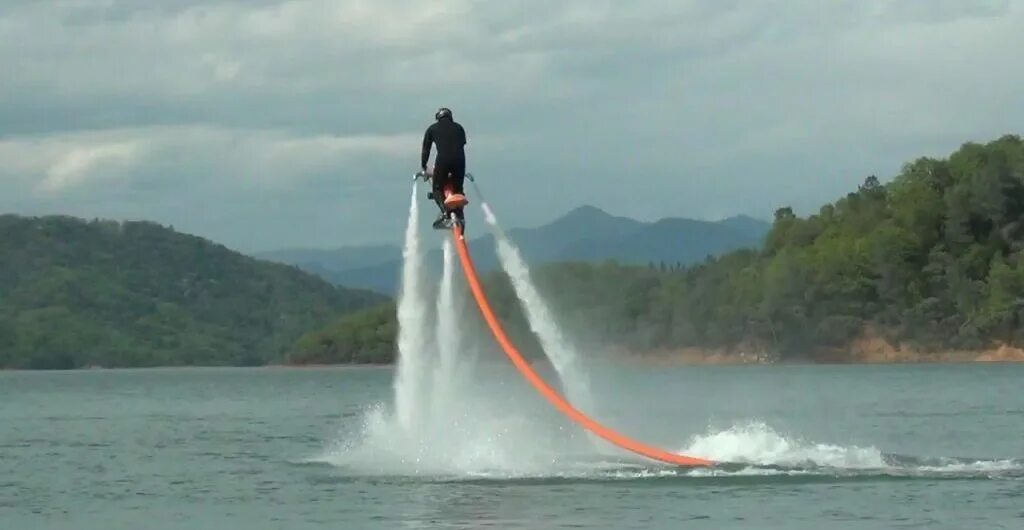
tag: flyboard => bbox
[413,169,715,468]
[414,168,469,231]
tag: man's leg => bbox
[451,160,465,195]
[451,161,466,232]
[431,176,446,211]
[431,163,451,228]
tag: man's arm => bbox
[421,126,433,170]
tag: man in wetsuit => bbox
[421,107,467,230]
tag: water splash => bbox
[431,239,464,418]
[480,202,595,417]
[392,185,431,432]
[682,421,887,469]
[317,191,586,476]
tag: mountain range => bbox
[256,205,771,294]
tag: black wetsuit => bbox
[421,117,467,222]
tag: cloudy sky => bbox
[2,1,1022,252]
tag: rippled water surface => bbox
[2,363,1022,529]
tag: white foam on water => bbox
[313,409,1023,480]
[912,458,1022,474]
[681,421,888,469]
[314,393,580,478]
[676,421,1023,478]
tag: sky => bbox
[1,0,1022,253]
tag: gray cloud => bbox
[1,0,1022,251]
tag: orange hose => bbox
[450,224,715,467]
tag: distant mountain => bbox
[718,214,775,239]
[0,214,387,369]
[556,216,768,264]
[254,244,399,275]
[259,205,770,295]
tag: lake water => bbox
[2,363,1022,529]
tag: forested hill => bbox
[0,215,387,369]
[747,133,1024,356]
[291,134,1024,364]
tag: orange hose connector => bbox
[450,224,715,467]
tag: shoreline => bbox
[625,343,1024,366]
[5,348,1024,372]
[0,363,395,372]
